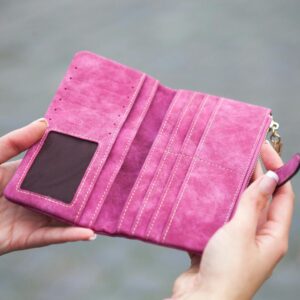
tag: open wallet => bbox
[4,51,300,253]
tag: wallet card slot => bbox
[159,97,223,243]
[93,84,177,233]
[144,93,209,239]
[160,98,271,249]
[160,159,239,252]
[115,89,191,235]
[146,95,220,242]
[129,91,199,237]
[194,98,272,171]
[77,75,159,226]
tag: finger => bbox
[0,160,21,192]
[257,200,270,232]
[250,159,269,230]
[251,158,264,183]
[260,140,284,170]
[25,227,97,249]
[0,118,48,164]
[231,170,279,236]
[261,142,295,237]
[255,148,270,230]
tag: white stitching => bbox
[76,73,146,223]
[146,95,208,237]
[163,151,235,173]
[162,97,223,242]
[131,92,196,234]
[87,78,158,226]
[117,90,182,231]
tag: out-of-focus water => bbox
[0,1,299,299]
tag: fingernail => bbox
[88,233,97,241]
[259,171,279,196]
[32,117,48,127]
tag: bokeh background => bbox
[0,1,299,299]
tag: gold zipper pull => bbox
[268,116,283,156]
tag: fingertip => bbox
[31,117,48,127]
[258,171,279,198]
[73,227,97,241]
[88,233,97,241]
[56,227,94,242]
[17,117,48,145]
[0,118,49,163]
[30,117,48,134]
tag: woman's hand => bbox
[0,119,96,256]
[169,141,295,300]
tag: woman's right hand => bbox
[169,141,295,300]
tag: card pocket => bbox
[128,92,205,237]
[159,98,271,251]
[115,90,193,235]
[78,75,159,227]
[160,159,240,252]
[93,85,179,233]
[4,51,146,223]
[144,93,216,241]
[20,131,98,204]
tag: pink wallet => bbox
[4,51,300,253]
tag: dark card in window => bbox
[21,131,98,204]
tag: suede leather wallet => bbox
[4,51,300,253]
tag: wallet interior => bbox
[5,51,272,253]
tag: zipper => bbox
[247,113,282,184]
[268,114,283,155]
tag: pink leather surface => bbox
[275,153,300,187]
[4,51,273,253]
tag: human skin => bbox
[167,141,295,300]
[0,118,97,255]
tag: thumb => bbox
[231,170,279,235]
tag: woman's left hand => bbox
[0,118,96,256]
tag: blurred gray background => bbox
[0,1,299,299]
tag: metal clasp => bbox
[268,116,283,155]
